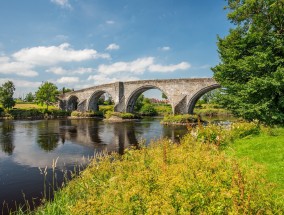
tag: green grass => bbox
[162,114,200,124]
[226,127,284,189]
[194,104,231,116]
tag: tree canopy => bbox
[35,82,59,110]
[0,81,16,110]
[212,0,284,125]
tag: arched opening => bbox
[88,91,114,112]
[187,84,221,114]
[67,96,79,111]
[126,86,171,115]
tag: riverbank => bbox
[23,122,284,214]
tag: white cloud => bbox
[57,76,80,84]
[106,43,120,51]
[47,67,94,75]
[88,74,138,85]
[149,62,191,73]
[160,46,171,51]
[97,57,190,75]
[98,57,154,75]
[106,20,115,24]
[0,57,38,77]
[46,67,67,75]
[0,78,42,88]
[51,0,72,9]
[13,43,110,66]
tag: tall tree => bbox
[212,0,284,125]
[35,82,59,110]
[0,81,16,110]
[25,92,35,102]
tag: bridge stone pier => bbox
[58,78,220,114]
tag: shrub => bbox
[109,112,137,119]
[71,111,103,118]
[162,114,200,124]
[99,105,114,114]
[139,104,158,116]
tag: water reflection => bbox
[0,121,15,155]
[37,121,60,151]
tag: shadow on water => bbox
[0,118,189,214]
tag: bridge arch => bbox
[187,84,221,114]
[67,95,79,111]
[87,90,114,111]
[125,85,170,113]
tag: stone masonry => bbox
[58,78,220,114]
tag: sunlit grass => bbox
[226,127,284,190]
[14,103,58,110]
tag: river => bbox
[0,118,189,214]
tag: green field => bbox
[226,127,284,190]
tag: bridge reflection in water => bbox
[57,118,187,155]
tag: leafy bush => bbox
[162,114,200,124]
[139,104,158,116]
[5,108,70,119]
[109,112,137,119]
[190,121,261,147]
[153,104,172,116]
[230,121,260,139]
[99,105,114,114]
[71,111,103,118]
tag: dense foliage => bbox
[0,81,15,109]
[162,114,200,124]
[35,82,59,110]
[212,0,284,125]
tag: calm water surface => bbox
[0,118,188,213]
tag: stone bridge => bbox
[58,78,220,114]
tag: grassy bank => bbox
[226,127,284,190]
[194,104,231,117]
[18,122,284,214]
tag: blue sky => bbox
[0,0,232,98]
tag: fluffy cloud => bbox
[50,0,72,9]
[149,62,191,73]
[97,57,190,75]
[0,78,42,88]
[106,43,120,51]
[57,76,80,84]
[98,57,154,75]
[47,67,94,75]
[0,57,38,77]
[88,74,139,85]
[13,43,109,66]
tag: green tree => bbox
[25,92,35,102]
[0,81,16,110]
[212,0,284,125]
[134,94,145,111]
[61,87,72,94]
[35,82,59,110]
[162,92,168,99]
